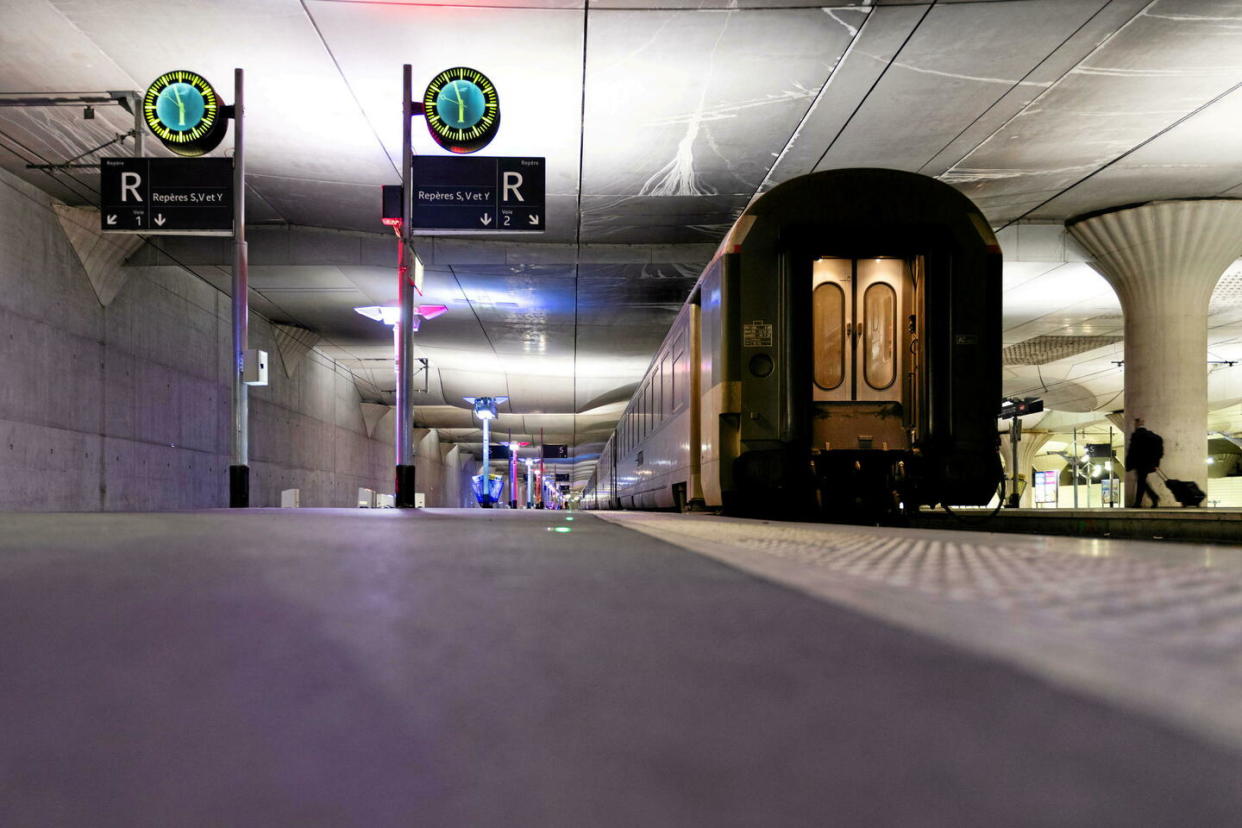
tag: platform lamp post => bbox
[501,439,529,509]
[524,457,537,509]
[355,303,447,506]
[465,396,508,507]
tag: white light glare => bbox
[355,304,450,329]
[355,305,401,326]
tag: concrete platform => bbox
[3,509,1242,826]
[913,506,1242,544]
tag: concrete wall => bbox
[0,167,404,510]
[457,450,479,508]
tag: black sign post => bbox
[410,155,544,234]
[100,157,233,235]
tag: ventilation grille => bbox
[1211,267,1242,309]
[1003,335,1122,366]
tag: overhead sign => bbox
[999,397,1044,420]
[1085,443,1112,459]
[410,155,544,234]
[100,157,233,235]
[542,444,569,460]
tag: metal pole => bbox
[1086,434,1092,508]
[130,92,143,157]
[480,418,492,506]
[1109,425,1116,507]
[229,68,249,507]
[509,439,518,510]
[526,460,535,509]
[395,64,417,506]
[1072,427,1079,509]
[1008,416,1020,508]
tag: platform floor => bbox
[3,509,1242,826]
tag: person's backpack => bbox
[1127,427,1163,470]
[1149,430,1164,464]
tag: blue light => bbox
[464,395,508,420]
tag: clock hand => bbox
[172,85,186,126]
[454,82,465,123]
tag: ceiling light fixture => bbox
[355,304,448,331]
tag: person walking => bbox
[1125,418,1163,508]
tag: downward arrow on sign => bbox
[153,214,166,227]
[105,215,117,226]
[480,213,492,227]
[528,214,540,226]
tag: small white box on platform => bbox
[357,487,375,508]
[280,488,300,508]
[375,493,395,508]
[414,493,426,508]
[243,349,268,386]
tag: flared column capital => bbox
[1066,199,1242,309]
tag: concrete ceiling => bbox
[3,0,1242,479]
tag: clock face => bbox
[423,67,500,154]
[143,70,226,157]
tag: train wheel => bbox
[672,483,688,513]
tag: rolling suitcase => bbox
[1158,469,1205,507]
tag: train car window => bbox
[652,373,658,424]
[661,353,673,416]
[640,382,648,438]
[658,355,666,419]
[863,282,897,390]
[653,372,659,421]
[674,342,688,412]
[653,362,661,427]
[637,385,643,439]
[650,382,660,434]
[812,281,846,390]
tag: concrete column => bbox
[999,431,1051,508]
[1067,200,1242,503]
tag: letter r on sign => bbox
[502,172,524,203]
[121,172,142,203]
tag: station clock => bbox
[422,67,500,154]
[142,70,227,157]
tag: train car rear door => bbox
[853,258,903,404]
[811,257,905,404]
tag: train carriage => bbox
[584,168,1002,517]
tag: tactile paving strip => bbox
[706,526,1242,647]
[598,512,1242,750]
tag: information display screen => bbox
[1034,470,1058,505]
